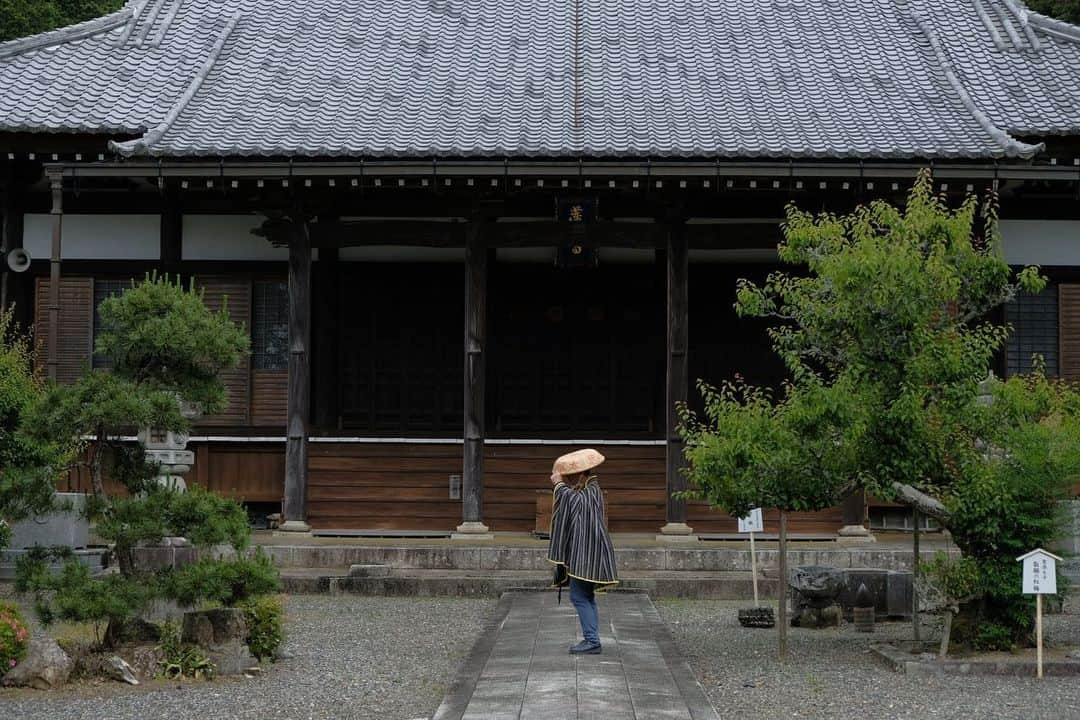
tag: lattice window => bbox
[91,278,133,369]
[252,280,289,371]
[1005,284,1059,377]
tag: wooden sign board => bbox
[1019,548,1061,595]
[738,508,764,534]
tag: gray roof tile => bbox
[0,0,1078,159]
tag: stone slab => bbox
[432,591,719,720]
[871,643,1080,677]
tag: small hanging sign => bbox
[738,508,764,534]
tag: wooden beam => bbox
[659,224,693,539]
[47,169,62,382]
[310,220,665,249]
[456,221,491,537]
[282,217,311,532]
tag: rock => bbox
[182,608,248,648]
[106,655,139,685]
[182,608,256,676]
[1068,649,1080,660]
[105,616,161,645]
[789,566,845,600]
[2,636,73,689]
[791,603,842,628]
[273,647,295,661]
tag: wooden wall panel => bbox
[34,277,93,384]
[188,443,283,502]
[195,277,252,426]
[251,370,287,426]
[1059,284,1080,382]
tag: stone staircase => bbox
[263,541,929,602]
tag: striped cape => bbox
[547,477,619,588]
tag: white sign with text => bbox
[738,508,764,534]
[1019,549,1060,595]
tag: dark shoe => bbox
[569,640,602,655]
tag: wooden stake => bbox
[912,508,921,642]
[750,530,759,606]
[778,510,788,662]
[1037,593,1044,679]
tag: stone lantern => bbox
[138,400,200,492]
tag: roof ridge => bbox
[110,13,241,157]
[1022,6,1080,43]
[999,0,1043,49]
[152,0,187,48]
[913,14,1044,158]
[972,0,1009,51]
[0,0,149,61]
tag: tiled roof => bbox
[1,0,1078,159]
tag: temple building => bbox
[0,0,1079,538]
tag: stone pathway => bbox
[432,591,719,720]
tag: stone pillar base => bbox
[656,522,698,543]
[836,525,876,545]
[452,521,494,541]
[274,520,312,534]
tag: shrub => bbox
[156,620,215,680]
[0,600,30,673]
[162,550,281,608]
[240,595,284,662]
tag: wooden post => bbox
[313,244,340,430]
[912,508,921,642]
[281,218,311,533]
[778,509,789,661]
[47,170,63,382]
[658,224,695,541]
[750,531,759,606]
[1036,593,1044,679]
[160,184,182,272]
[455,222,491,539]
[838,488,873,543]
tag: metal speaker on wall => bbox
[3,247,30,272]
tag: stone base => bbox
[452,522,494,541]
[836,525,876,545]
[656,522,697,543]
[275,520,312,534]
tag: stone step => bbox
[261,542,938,573]
[281,568,781,600]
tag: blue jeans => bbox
[569,578,600,645]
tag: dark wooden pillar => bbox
[659,223,695,540]
[282,219,311,532]
[160,185,182,271]
[46,169,63,382]
[455,221,491,538]
[313,244,340,430]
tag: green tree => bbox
[0,0,123,42]
[16,275,274,647]
[1027,0,1080,24]
[0,308,68,549]
[682,171,1074,654]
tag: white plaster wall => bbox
[23,214,159,260]
[182,215,289,261]
[1000,220,1080,266]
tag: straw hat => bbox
[553,448,606,475]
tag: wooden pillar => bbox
[455,221,492,539]
[313,244,340,430]
[659,223,695,541]
[47,169,63,382]
[160,185,182,271]
[281,219,311,532]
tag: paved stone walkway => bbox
[432,591,719,720]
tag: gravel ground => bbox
[657,598,1080,720]
[1,595,495,720]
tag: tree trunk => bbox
[939,609,953,659]
[89,431,107,502]
[778,509,788,662]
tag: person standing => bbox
[547,448,619,654]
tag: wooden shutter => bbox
[34,277,93,384]
[195,277,252,426]
[1060,285,1080,382]
[251,371,288,426]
